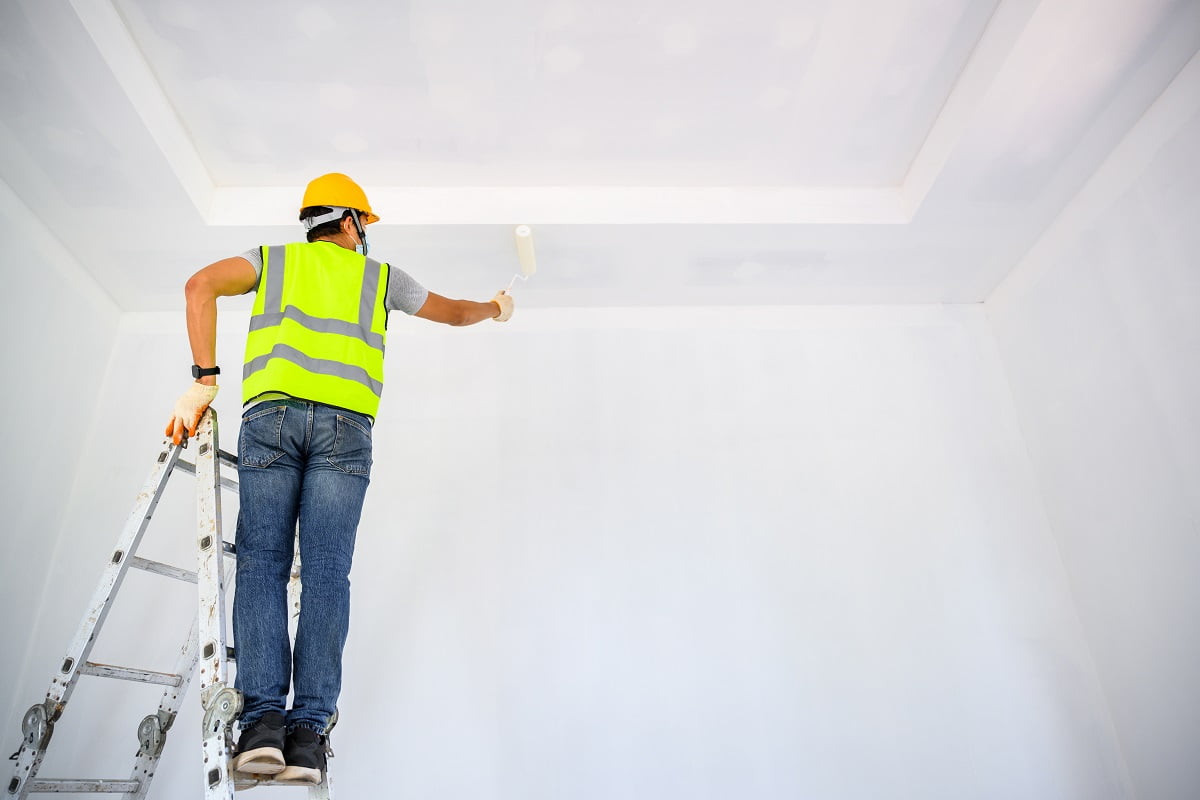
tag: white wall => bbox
[987,56,1200,800]
[6,302,1130,799]
[0,178,121,747]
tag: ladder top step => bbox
[233,774,328,790]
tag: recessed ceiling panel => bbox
[114,0,997,186]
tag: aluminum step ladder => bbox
[6,410,334,799]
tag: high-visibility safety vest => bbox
[243,241,389,417]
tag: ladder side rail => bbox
[308,765,333,800]
[7,439,185,800]
[121,617,201,800]
[288,532,302,638]
[193,411,239,800]
[195,410,231,698]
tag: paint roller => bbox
[506,225,537,293]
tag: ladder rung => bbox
[173,458,239,492]
[129,555,197,584]
[28,779,141,793]
[76,662,183,687]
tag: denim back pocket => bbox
[239,406,287,468]
[328,414,373,475]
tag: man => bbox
[165,173,512,784]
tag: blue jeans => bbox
[233,399,372,732]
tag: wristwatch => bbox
[192,365,221,379]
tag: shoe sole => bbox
[276,765,323,785]
[232,746,285,775]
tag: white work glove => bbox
[491,290,514,322]
[165,383,219,445]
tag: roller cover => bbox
[514,225,537,277]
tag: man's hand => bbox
[166,383,219,445]
[492,291,514,322]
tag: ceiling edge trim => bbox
[70,0,214,219]
[900,0,1044,217]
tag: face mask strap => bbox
[350,209,369,256]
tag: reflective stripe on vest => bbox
[248,246,385,351]
[242,242,389,416]
[244,344,385,397]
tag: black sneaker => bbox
[276,727,327,785]
[232,711,286,775]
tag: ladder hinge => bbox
[201,687,243,734]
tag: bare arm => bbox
[165,256,257,444]
[414,291,502,327]
[184,256,258,385]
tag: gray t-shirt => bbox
[239,247,429,315]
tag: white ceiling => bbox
[1,0,1197,310]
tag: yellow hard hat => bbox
[300,173,379,224]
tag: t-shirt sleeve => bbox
[240,247,263,293]
[385,264,429,315]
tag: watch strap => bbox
[192,365,221,379]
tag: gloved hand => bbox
[165,383,219,445]
[491,291,514,322]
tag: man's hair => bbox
[300,206,353,243]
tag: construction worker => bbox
[164,173,512,784]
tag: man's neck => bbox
[314,236,354,252]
